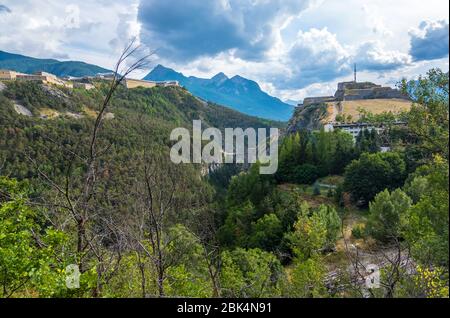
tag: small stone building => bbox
[0,69,24,80]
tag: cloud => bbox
[266,81,339,104]
[361,4,393,37]
[274,29,410,89]
[1,0,448,102]
[0,4,10,13]
[409,20,449,61]
[0,0,140,68]
[282,28,351,88]
[168,26,416,94]
[109,3,141,53]
[138,0,314,62]
[355,41,412,71]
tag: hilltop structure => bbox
[301,64,408,107]
[300,81,409,107]
[288,79,411,135]
[0,69,22,80]
[16,71,73,88]
[1,68,179,91]
[1,69,73,88]
[73,82,95,90]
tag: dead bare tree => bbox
[28,38,153,296]
[340,224,371,298]
[341,227,413,298]
[77,38,151,268]
[121,141,220,298]
[376,236,414,298]
[125,152,188,297]
[200,231,222,298]
[185,206,222,298]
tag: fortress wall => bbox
[0,70,19,80]
[337,87,408,101]
[337,81,381,91]
[371,87,408,99]
[303,96,336,106]
[303,81,410,108]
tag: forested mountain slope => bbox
[0,81,282,180]
[0,50,111,77]
[0,69,447,299]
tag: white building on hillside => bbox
[324,123,384,139]
[324,122,406,141]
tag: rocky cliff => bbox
[286,102,329,133]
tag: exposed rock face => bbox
[287,103,329,133]
[41,84,69,100]
[13,103,32,117]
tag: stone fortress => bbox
[0,69,180,120]
[0,69,75,88]
[301,81,409,107]
[288,65,411,140]
[0,69,179,90]
[300,64,409,107]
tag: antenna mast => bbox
[354,63,357,83]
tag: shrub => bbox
[293,164,320,184]
[343,152,407,206]
[352,225,365,239]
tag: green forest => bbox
[0,68,448,298]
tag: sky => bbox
[0,0,448,102]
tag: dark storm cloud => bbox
[137,0,312,62]
[410,20,449,61]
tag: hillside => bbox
[0,67,447,299]
[144,65,294,121]
[0,80,284,178]
[337,99,412,120]
[0,50,111,77]
[0,80,282,131]
[288,81,411,132]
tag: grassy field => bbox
[340,98,411,121]
[277,183,336,208]
[318,175,344,186]
[39,107,60,119]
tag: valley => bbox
[0,60,448,300]
[0,0,448,304]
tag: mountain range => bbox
[144,65,294,121]
[0,49,294,121]
[0,50,111,77]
